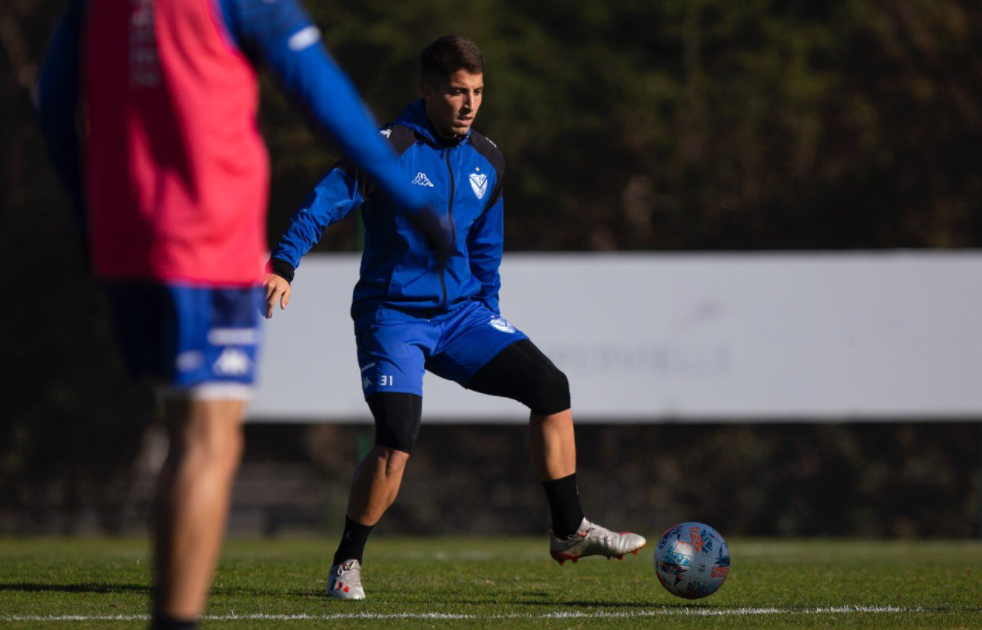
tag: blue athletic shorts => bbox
[356,300,528,397]
[104,282,263,396]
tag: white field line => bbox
[0,606,957,622]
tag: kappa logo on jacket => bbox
[469,169,488,200]
[412,172,434,187]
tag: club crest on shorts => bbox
[489,317,515,333]
[469,171,488,199]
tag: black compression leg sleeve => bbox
[367,393,423,453]
[466,339,571,416]
[542,473,585,538]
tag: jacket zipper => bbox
[440,148,457,308]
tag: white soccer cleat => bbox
[327,559,366,600]
[550,518,647,565]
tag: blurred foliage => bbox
[256,0,982,251]
[1,0,981,533]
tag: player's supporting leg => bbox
[327,392,421,600]
[152,396,245,627]
[530,408,583,536]
[466,339,646,563]
[529,409,576,480]
[346,446,410,527]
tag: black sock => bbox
[333,516,375,565]
[542,473,585,538]
[150,612,196,630]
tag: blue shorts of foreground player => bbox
[356,300,528,397]
[104,282,263,398]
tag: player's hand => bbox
[263,273,291,319]
[410,205,455,260]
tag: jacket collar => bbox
[395,99,471,148]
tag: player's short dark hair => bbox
[420,35,485,85]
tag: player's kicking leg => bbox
[464,337,646,564]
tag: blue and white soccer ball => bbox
[654,522,730,599]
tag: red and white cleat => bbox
[550,518,646,565]
[327,559,366,600]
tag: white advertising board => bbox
[249,252,982,422]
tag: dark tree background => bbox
[1,0,980,535]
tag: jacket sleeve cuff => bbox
[270,258,296,283]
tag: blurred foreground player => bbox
[36,0,450,626]
[264,36,646,600]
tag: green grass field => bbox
[2,537,981,629]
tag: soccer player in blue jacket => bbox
[265,36,646,599]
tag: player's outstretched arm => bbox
[221,0,452,256]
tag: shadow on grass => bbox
[0,583,303,598]
[0,582,150,595]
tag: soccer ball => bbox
[653,522,730,599]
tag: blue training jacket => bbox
[271,99,506,330]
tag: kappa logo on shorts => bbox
[214,348,251,376]
[489,317,516,333]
